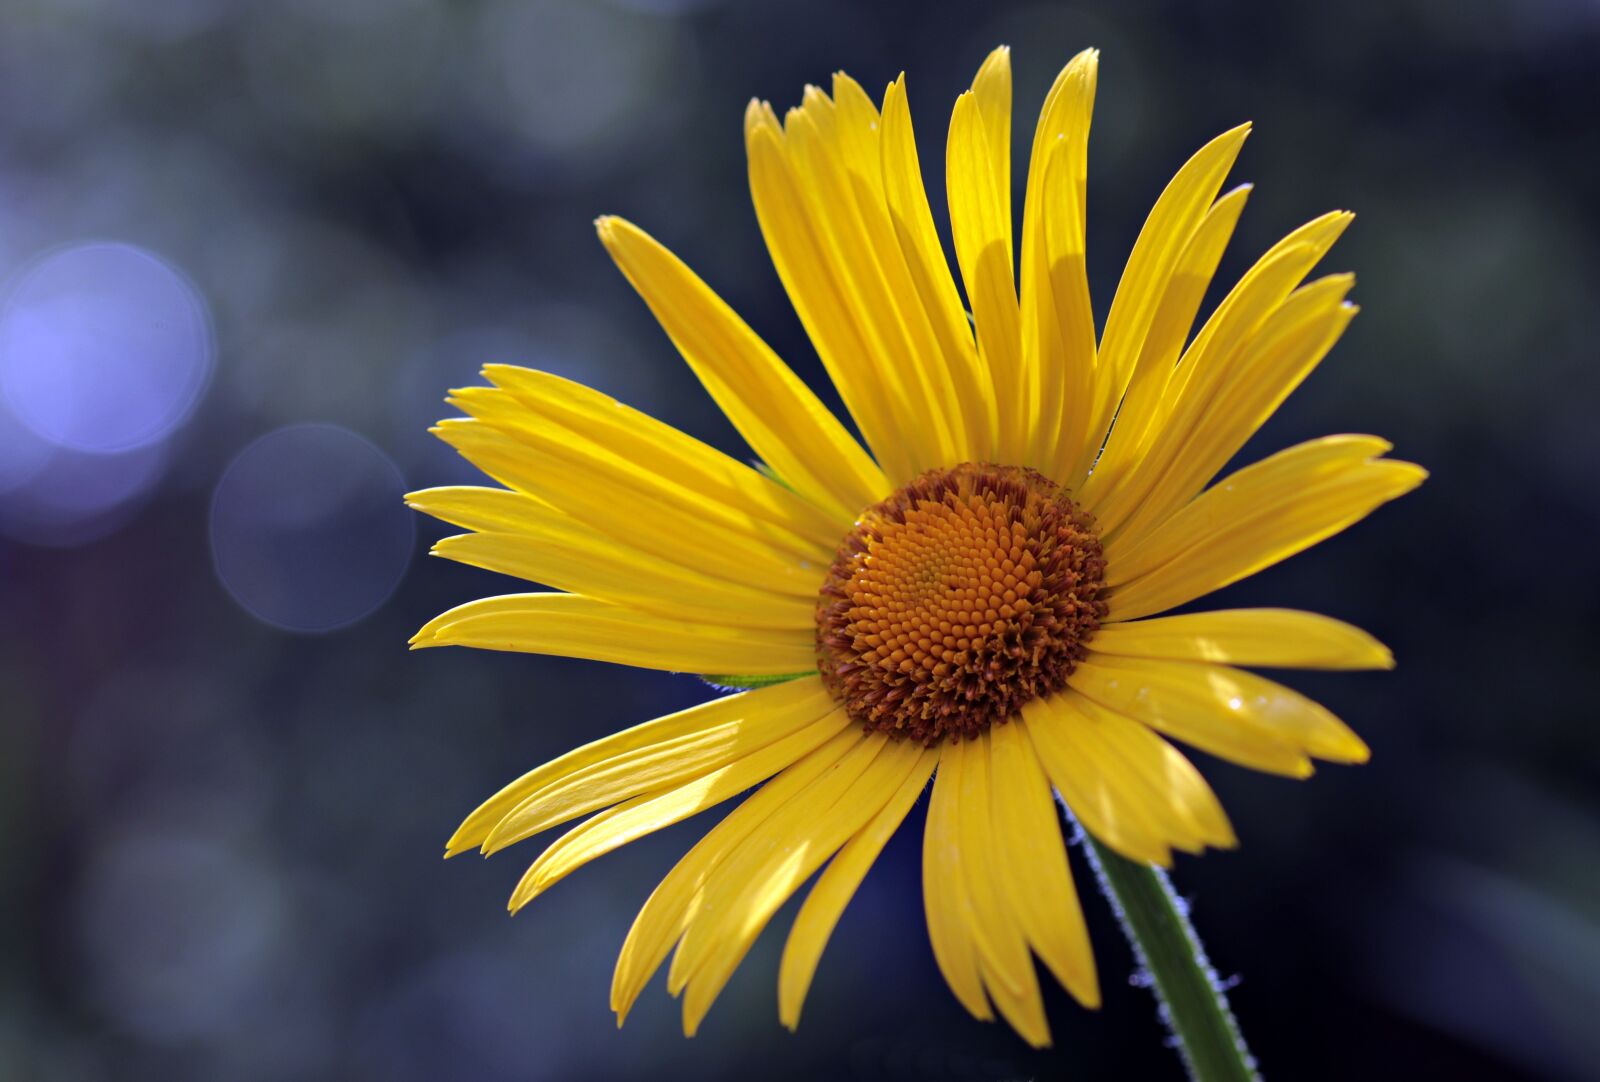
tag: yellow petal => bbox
[1038,138,1096,478]
[922,747,993,1022]
[880,75,993,459]
[445,677,830,857]
[1023,697,1173,865]
[411,592,816,674]
[481,365,844,549]
[1084,701,1235,851]
[947,85,1023,461]
[1107,445,1426,621]
[1087,210,1352,536]
[745,105,916,484]
[788,74,964,470]
[674,736,926,1037]
[431,419,826,598]
[447,386,830,565]
[485,693,842,858]
[430,531,815,630]
[1112,275,1363,545]
[835,76,965,439]
[1105,434,1388,585]
[951,732,1051,1048]
[1078,183,1250,499]
[508,710,853,910]
[1066,123,1251,486]
[611,724,863,1024]
[405,484,552,535]
[595,215,886,521]
[980,941,1050,1049]
[778,745,938,1030]
[410,483,819,624]
[1021,49,1097,473]
[1169,211,1353,414]
[970,47,1013,232]
[667,732,885,994]
[1027,692,1235,868]
[987,720,1100,1008]
[944,735,1032,997]
[1068,655,1370,776]
[1092,608,1394,670]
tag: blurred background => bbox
[1,0,1596,1078]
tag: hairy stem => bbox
[1072,811,1260,1081]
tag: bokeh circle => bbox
[210,424,414,632]
[0,241,213,453]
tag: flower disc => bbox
[816,463,1108,743]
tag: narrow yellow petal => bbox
[611,725,862,1024]
[1069,655,1370,775]
[1021,49,1097,473]
[675,736,925,1037]
[596,215,887,520]
[1105,434,1390,585]
[880,75,993,459]
[789,73,964,470]
[829,74,886,198]
[1036,692,1235,866]
[1168,211,1353,413]
[1108,448,1426,622]
[1090,708,1234,851]
[445,678,829,857]
[411,592,816,675]
[406,485,552,536]
[1034,136,1098,480]
[1067,123,1251,485]
[482,365,844,549]
[447,386,830,565]
[1079,183,1250,498]
[746,108,917,484]
[778,746,938,1030]
[951,45,1016,456]
[1111,275,1364,545]
[970,47,1012,228]
[953,733,1051,1048]
[431,420,826,598]
[430,531,815,630]
[1023,697,1178,866]
[781,95,950,475]
[988,720,1100,1008]
[1091,609,1393,670]
[947,88,1023,461]
[508,710,853,910]
[979,944,1051,1050]
[1086,210,1353,535]
[485,695,842,858]
[949,734,1035,1000]
[922,747,993,1021]
[668,734,888,997]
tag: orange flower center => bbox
[815,463,1108,744]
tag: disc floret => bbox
[816,463,1108,743]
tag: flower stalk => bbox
[1073,808,1260,1082]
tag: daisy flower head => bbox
[410,46,1424,1047]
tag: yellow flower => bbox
[410,46,1424,1047]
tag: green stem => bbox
[1075,818,1260,1082]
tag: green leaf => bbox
[698,671,813,691]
